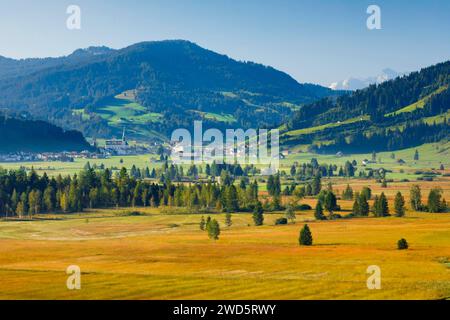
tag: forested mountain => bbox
[283,61,450,153]
[0,46,113,81]
[0,40,338,141]
[0,116,93,153]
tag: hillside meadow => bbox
[0,177,449,300]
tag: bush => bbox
[120,211,143,216]
[397,238,409,250]
[275,218,288,225]
[296,204,312,211]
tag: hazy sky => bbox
[1,0,449,86]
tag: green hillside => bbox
[385,85,448,117]
[73,92,164,140]
[190,110,237,123]
[282,61,450,154]
[284,115,370,137]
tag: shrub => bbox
[397,238,409,250]
[120,211,143,216]
[329,213,342,220]
[275,218,288,225]
[296,204,312,211]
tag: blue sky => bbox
[0,0,449,86]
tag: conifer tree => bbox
[361,187,372,200]
[314,201,325,220]
[352,195,360,216]
[253,201,264,226]
[375,192,389,217]
[10,189,19,214]
[200,216,206,231]
[299,224,313,246]
[410,185,422,211]
[394,192,405,217]
[207,219,220,240]
[427,188,443,213]
[358,194,369,216]
[342,184,354,200]
[225,212,232,227]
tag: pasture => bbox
[0,177,449,300]
[0,141,448,179]
[0,141,449,300]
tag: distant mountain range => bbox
[0,40,341,141]
[329,68,405,91]
[1,40,447,154]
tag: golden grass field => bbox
[0,178,449,300]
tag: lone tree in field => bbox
[414,149,419,161]
[397,238,408,250]
[394,192,406,217]
[200,216,206,231]
[207,219,221,240]
[285,204,296,223]
[314,202,325,220]
[299,224,313,246]
[225,212,232,227]
[410,185,422,211]
[253,201,264,226]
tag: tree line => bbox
[0,166,263,218]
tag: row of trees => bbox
[124,161,258,182]
[410,185,447,213]
[341,184,447,214]
[0,167,263,218]
[288,159,358,179]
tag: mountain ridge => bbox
[0,40,340,141]
[283,60,450,153]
